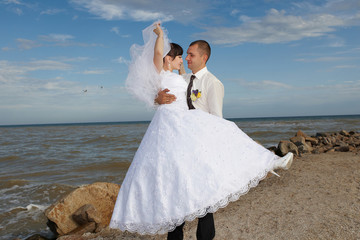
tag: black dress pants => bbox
[167,213,215,240]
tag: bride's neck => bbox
[163,65,173,72]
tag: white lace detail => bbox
[110,168,270,235]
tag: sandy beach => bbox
[60,151,359,240]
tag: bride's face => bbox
[170,55,183,70]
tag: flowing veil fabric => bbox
[125,22,171,109]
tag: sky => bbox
[0,0,359,125]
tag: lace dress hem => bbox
[110,168,270,235]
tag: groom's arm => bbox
[207,81,224,118]
[155,89,176,104]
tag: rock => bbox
[57,235,87,240]
[277,140,299,156]
[326,148,335,153]
[295,130,308,138]
[298,144,313,153]
[45,182,120,236]
[335,146,350,152]
[290,136,306,146]
[305,136,318,145]
[316,147,326,153]
[72,204,101,226]
[311,149,320,154]
[334,140,347,147]
[322,137,332,145]
[25,234,51,240]
[266,146,277,153]
[69,222,96,236]
[316,132,329,137]
[290,136,313,154]
[339,130,350,136]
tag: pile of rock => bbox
[274,130,360,156]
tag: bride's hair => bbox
[165,43,183,60]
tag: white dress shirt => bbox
[184,67,224,118]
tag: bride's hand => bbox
[153,23,163,37]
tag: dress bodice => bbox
[159,71,188,111]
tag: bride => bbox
[109,23,293,236]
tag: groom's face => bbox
[186,44,206,73]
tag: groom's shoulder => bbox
[205,69,222,84]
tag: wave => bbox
[0,155,20,162]
[10,203,48,212]
[0,179,30,191]
[74,161,131,172]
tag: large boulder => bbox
[45,182,120,236]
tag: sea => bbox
[0,114,359,239]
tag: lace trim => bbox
[110,168,270,235]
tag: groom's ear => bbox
[203,54,209,63]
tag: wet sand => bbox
[60,152,360,240]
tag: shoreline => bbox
[57,151,360,240]
[11,129,360,240]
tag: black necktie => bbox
[187,75,196,110]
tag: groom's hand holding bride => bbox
[155,89,176,104]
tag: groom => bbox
[155,40,224,240]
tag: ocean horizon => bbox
[1,113,359,128]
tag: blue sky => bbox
[1,0,359,125]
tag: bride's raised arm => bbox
[153,23,164,73]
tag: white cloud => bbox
[0,60,26,83]
[40,34,75,42]
[235,79,293,90]
[116,56,130,65]
[197,8,347,45]
[0,59,72,84]
[16,35,100,50]
[82,70,106,75]
[2,0,22,4]
[40,9,65,15]
[13,7,22,15]
[230,9,240,17]
[295,56,354,62]
[110,27,120,35]
[71,0,172,22]
[25,60,72,71]
[16,38,42,50]
[1,0,35,15]
[334,65,357,69]
[70,0,205,23]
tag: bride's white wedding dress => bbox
[110,68,284,234]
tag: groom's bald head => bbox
[189,40,211,63]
